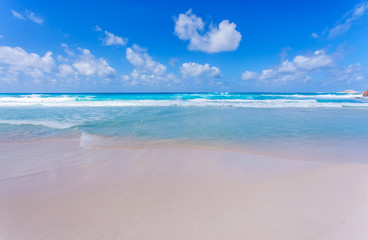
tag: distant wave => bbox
[0,93,367,108]
[261,93,362,99]
[0,119,79,129]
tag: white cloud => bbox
[95,26,128,46]
[174,9,242,53]
[102,30,127,46]
[328,63,365,84]
[180,62,221,77]
[0,45,116,83]
[73,48,116,78]
[126,45,166,75]
[241,50,334,82]
[0,46,56,82]
[11,10,25,20]
[11,10,44,25]
[287,50,333,71]
[58,64,75,77]
[326,2,368,38]
[26,11,44,24]
[242,70,258,80]
[61,43,75,56]
[175,9,204,40]
[0,34,3,39]
[123,45,180,85]
[122,70,178,86]
[0,70,19,83]
[0,46,56,73]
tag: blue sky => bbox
[0,0,368,92]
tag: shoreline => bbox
[1,135,366,164]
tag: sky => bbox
[0,0,368,93]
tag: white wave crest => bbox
[0,95,367,108]
[0,95,78,106]
[262,93,362,99]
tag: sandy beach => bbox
[2,0,368,237]
[1,139,368,240]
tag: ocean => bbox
[1,92,368,161]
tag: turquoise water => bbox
[1,92,368,156]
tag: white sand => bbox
[0,139,368,240]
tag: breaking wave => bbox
[0,93,367,108]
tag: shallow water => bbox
[1,92,368,161]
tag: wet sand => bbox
[1,139,368,240]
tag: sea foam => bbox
[0,119,79,129]
[0,93,367,109]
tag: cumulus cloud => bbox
[0,46,56,73]
[315,2,368,39]
[11,10,44,25]
[0,45,116,83]
[174,9,242,53]
[123,45,179,85]
[122,70,178,86]
[102,30,127,46]
[283,50,333,71]
[0,46,56,83]
[58,64,75,77]
[241,50,334,82]
[180,62,221,78]
[126,45,167,75]
[73,48,116,78]
[94,26,128,46]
